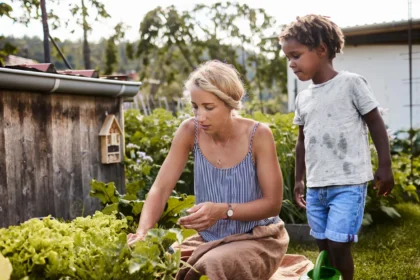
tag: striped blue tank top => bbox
[193,120,280,241]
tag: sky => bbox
[1,0,419,43]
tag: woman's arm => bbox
[230,123,284,220]
[129,119,194,241]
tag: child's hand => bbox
[294,181,306,209]
[374,166,394,196]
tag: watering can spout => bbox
[300,251,342,280]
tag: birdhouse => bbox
[99,114,123,164]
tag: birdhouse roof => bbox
[99,115,123,136]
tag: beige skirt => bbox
[173,221,313,280]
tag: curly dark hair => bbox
[279,14,345,59]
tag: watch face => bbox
[227,209,234,217]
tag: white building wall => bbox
[287,44,420,131]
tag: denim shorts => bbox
[306,183,367,243]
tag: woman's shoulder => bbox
[175,117,195,148]
[236,117,271,135]
[179,117,195,131]
[236,116,257,128]
[234,117,273,149]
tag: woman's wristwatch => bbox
[226,204,234,219]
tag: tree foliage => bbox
[134,2,287,106]
[69,0,110,69]
[104,22,128,75]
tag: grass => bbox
[287,203,420,280]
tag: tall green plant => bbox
[124,109,194,195]
[90,180,194,232]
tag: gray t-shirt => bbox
[293,71,379,188]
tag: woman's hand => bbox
[178,202,227,232]
[127,231,147,247]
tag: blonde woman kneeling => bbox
[127,60,312,280]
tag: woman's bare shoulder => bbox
[179,117,195,131]
[235,116,258,129]
[176,117,195,149]
[236,117,270,134]
[251,121,274,147]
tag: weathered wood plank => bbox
[19,93,37,222]
[32,93,54,218]
[51,97,72,220]
[0,91,9,227]
[68,96,83,218]
[3,92,24,226]
[79,96,102,215]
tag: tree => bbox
[40,0,51,62]
[134,2,288,112]
[192,2,286,109]
[0,2,13,19]
[134,5,201,102]
[70,0,110,69]
[0,3,16,64]
[104,22,127,75]
[0,0,62,64]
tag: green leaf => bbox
[405,184,417,192]
[362,213,373,226]
[102,203,118,215]
[380,206,401,219]
[132,200,145,216]
[128,262,141,274]
[168,228,184,245]
[159,196,195,228]
[89,179,120,204]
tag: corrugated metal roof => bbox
[4,55,37,65]
[265,18,420,40]
[342,18,420,36]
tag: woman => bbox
[127,60,311,280]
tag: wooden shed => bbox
[0,67,141,228]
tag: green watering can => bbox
[300,251,342,280]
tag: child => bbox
[280,15,394,280]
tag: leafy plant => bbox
[363,134,420,226]
[390,128,420,157]
[124,109,194,195]
[0,213,199,280]
[89,179,195,231]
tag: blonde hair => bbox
[184,60,245,110]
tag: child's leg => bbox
[305,187,332,263]
[327,240,353,279]
[315,239,328,252]
[316,239,334,266]
[324,183,368,280]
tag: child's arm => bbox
[294,125,306,208]
[363,108,394,196]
